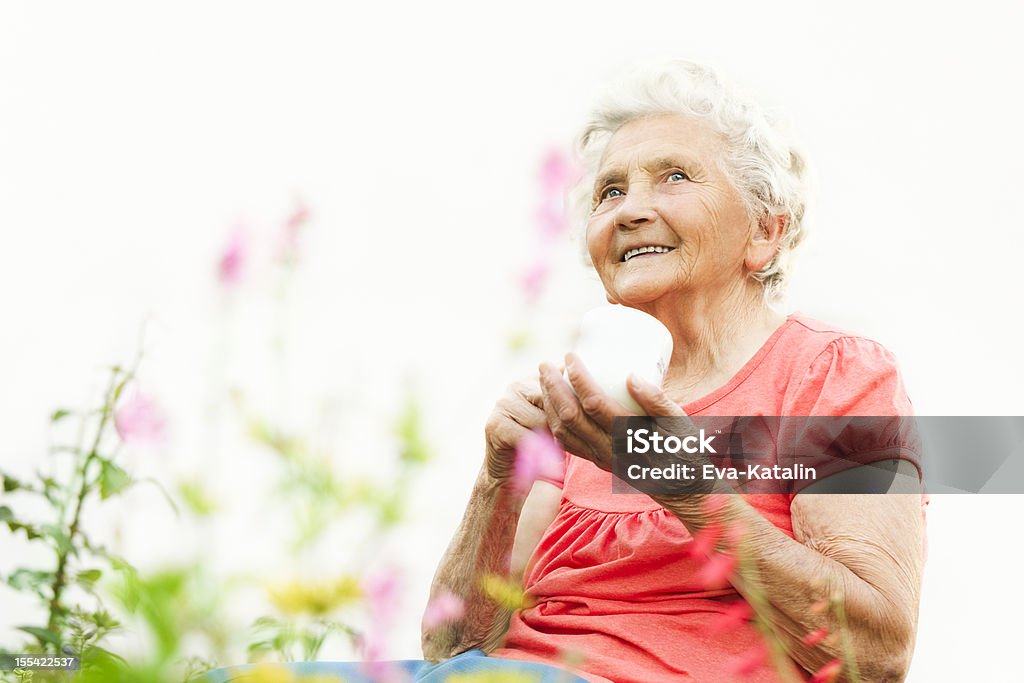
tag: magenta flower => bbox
[726,642,768,677]
[533,148,580,242]
[514,430,564,492]
[696,551,738,589]
[686,522,722,560]
[361,569,402,670]
[284,199,311,232]
[278,198,311,263]
[217,225,248,286]
[538,147,578,196]
[519,257,551,303]
[708,600,753,636]
[114,392,167,444]
[810,658,843,683]
[422,590,465,629]
[802,626,830,647]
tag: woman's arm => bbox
[421,466,525,661]
[654,488,923,681]
[422,473,561,660]
[422,379,560,661]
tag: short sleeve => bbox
[785,336,914,416]
[778,337,923,494]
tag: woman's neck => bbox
[642,282,787,405]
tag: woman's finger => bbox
[538,362,612,467]
[513,378,545,410]
[627,374,687,417]
[563,352,633,431]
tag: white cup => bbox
[566,306,674,414]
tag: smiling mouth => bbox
[622,245,676,262]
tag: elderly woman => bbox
[208,60,924,683]
[422,61,925,683]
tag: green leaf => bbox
[3,475,21,492]
[17,625,62,648]
[178,480,217,517]
[76,569,102,589]
[0,505,12,523]
[7,568,55,594]
[99,460,132,500]
[6,520,42,541]
[41,524,74,557]
[395,395,432,465]
[50,409,72,422]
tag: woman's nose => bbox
[614,185,657,230]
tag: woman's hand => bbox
[483,378,549,483]
[537,352,690,473]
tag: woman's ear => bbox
[745,213,786,273]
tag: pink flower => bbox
[278,198,311,263]
[686,522,722,559]
[362,569,401,664]
[534,148,581,242]
[422,590,465,629]
[520,256,551,302]
[696,551,738,588]
[217,225,248,286]
[726,642,768,677]
[802,626,830,647]
[535,204,568,242]
[114,392,167,444]
[514,430,564,492]
[810,658,843,683]
[539,148,575,193]
[284,199,311,232]
[708,600,753,635]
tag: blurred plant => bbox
[218,223,250,288]
[0,365,134,657]
[691,496,861,683]
[517,147,581,305]
[243,392,433,551]
[0,362,219,682]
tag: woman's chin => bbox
[609,284,674,307]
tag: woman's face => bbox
[586,113,760,308]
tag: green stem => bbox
[831,592,862,683]
[45,369,122,642]
[732,549,804,683]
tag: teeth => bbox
[624,245,673,261]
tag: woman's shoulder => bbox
[778,313,899,367]
[777,313,912,415]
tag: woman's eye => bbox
[668,171,689,182]
[602,187,624,200]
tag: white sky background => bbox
[1,1,1023,680]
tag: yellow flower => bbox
[445,673,541,683]
[234,664,297,683]
[479,574,531,611]
[267,575,363,616]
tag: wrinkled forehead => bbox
[596,112,729,176]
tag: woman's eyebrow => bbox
[642,155,698,173]
[594,167,627,191]
[595,155,700,189]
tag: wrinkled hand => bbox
[483,378,548,483]
[538,352,691,474]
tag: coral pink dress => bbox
[490,314,926,682]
